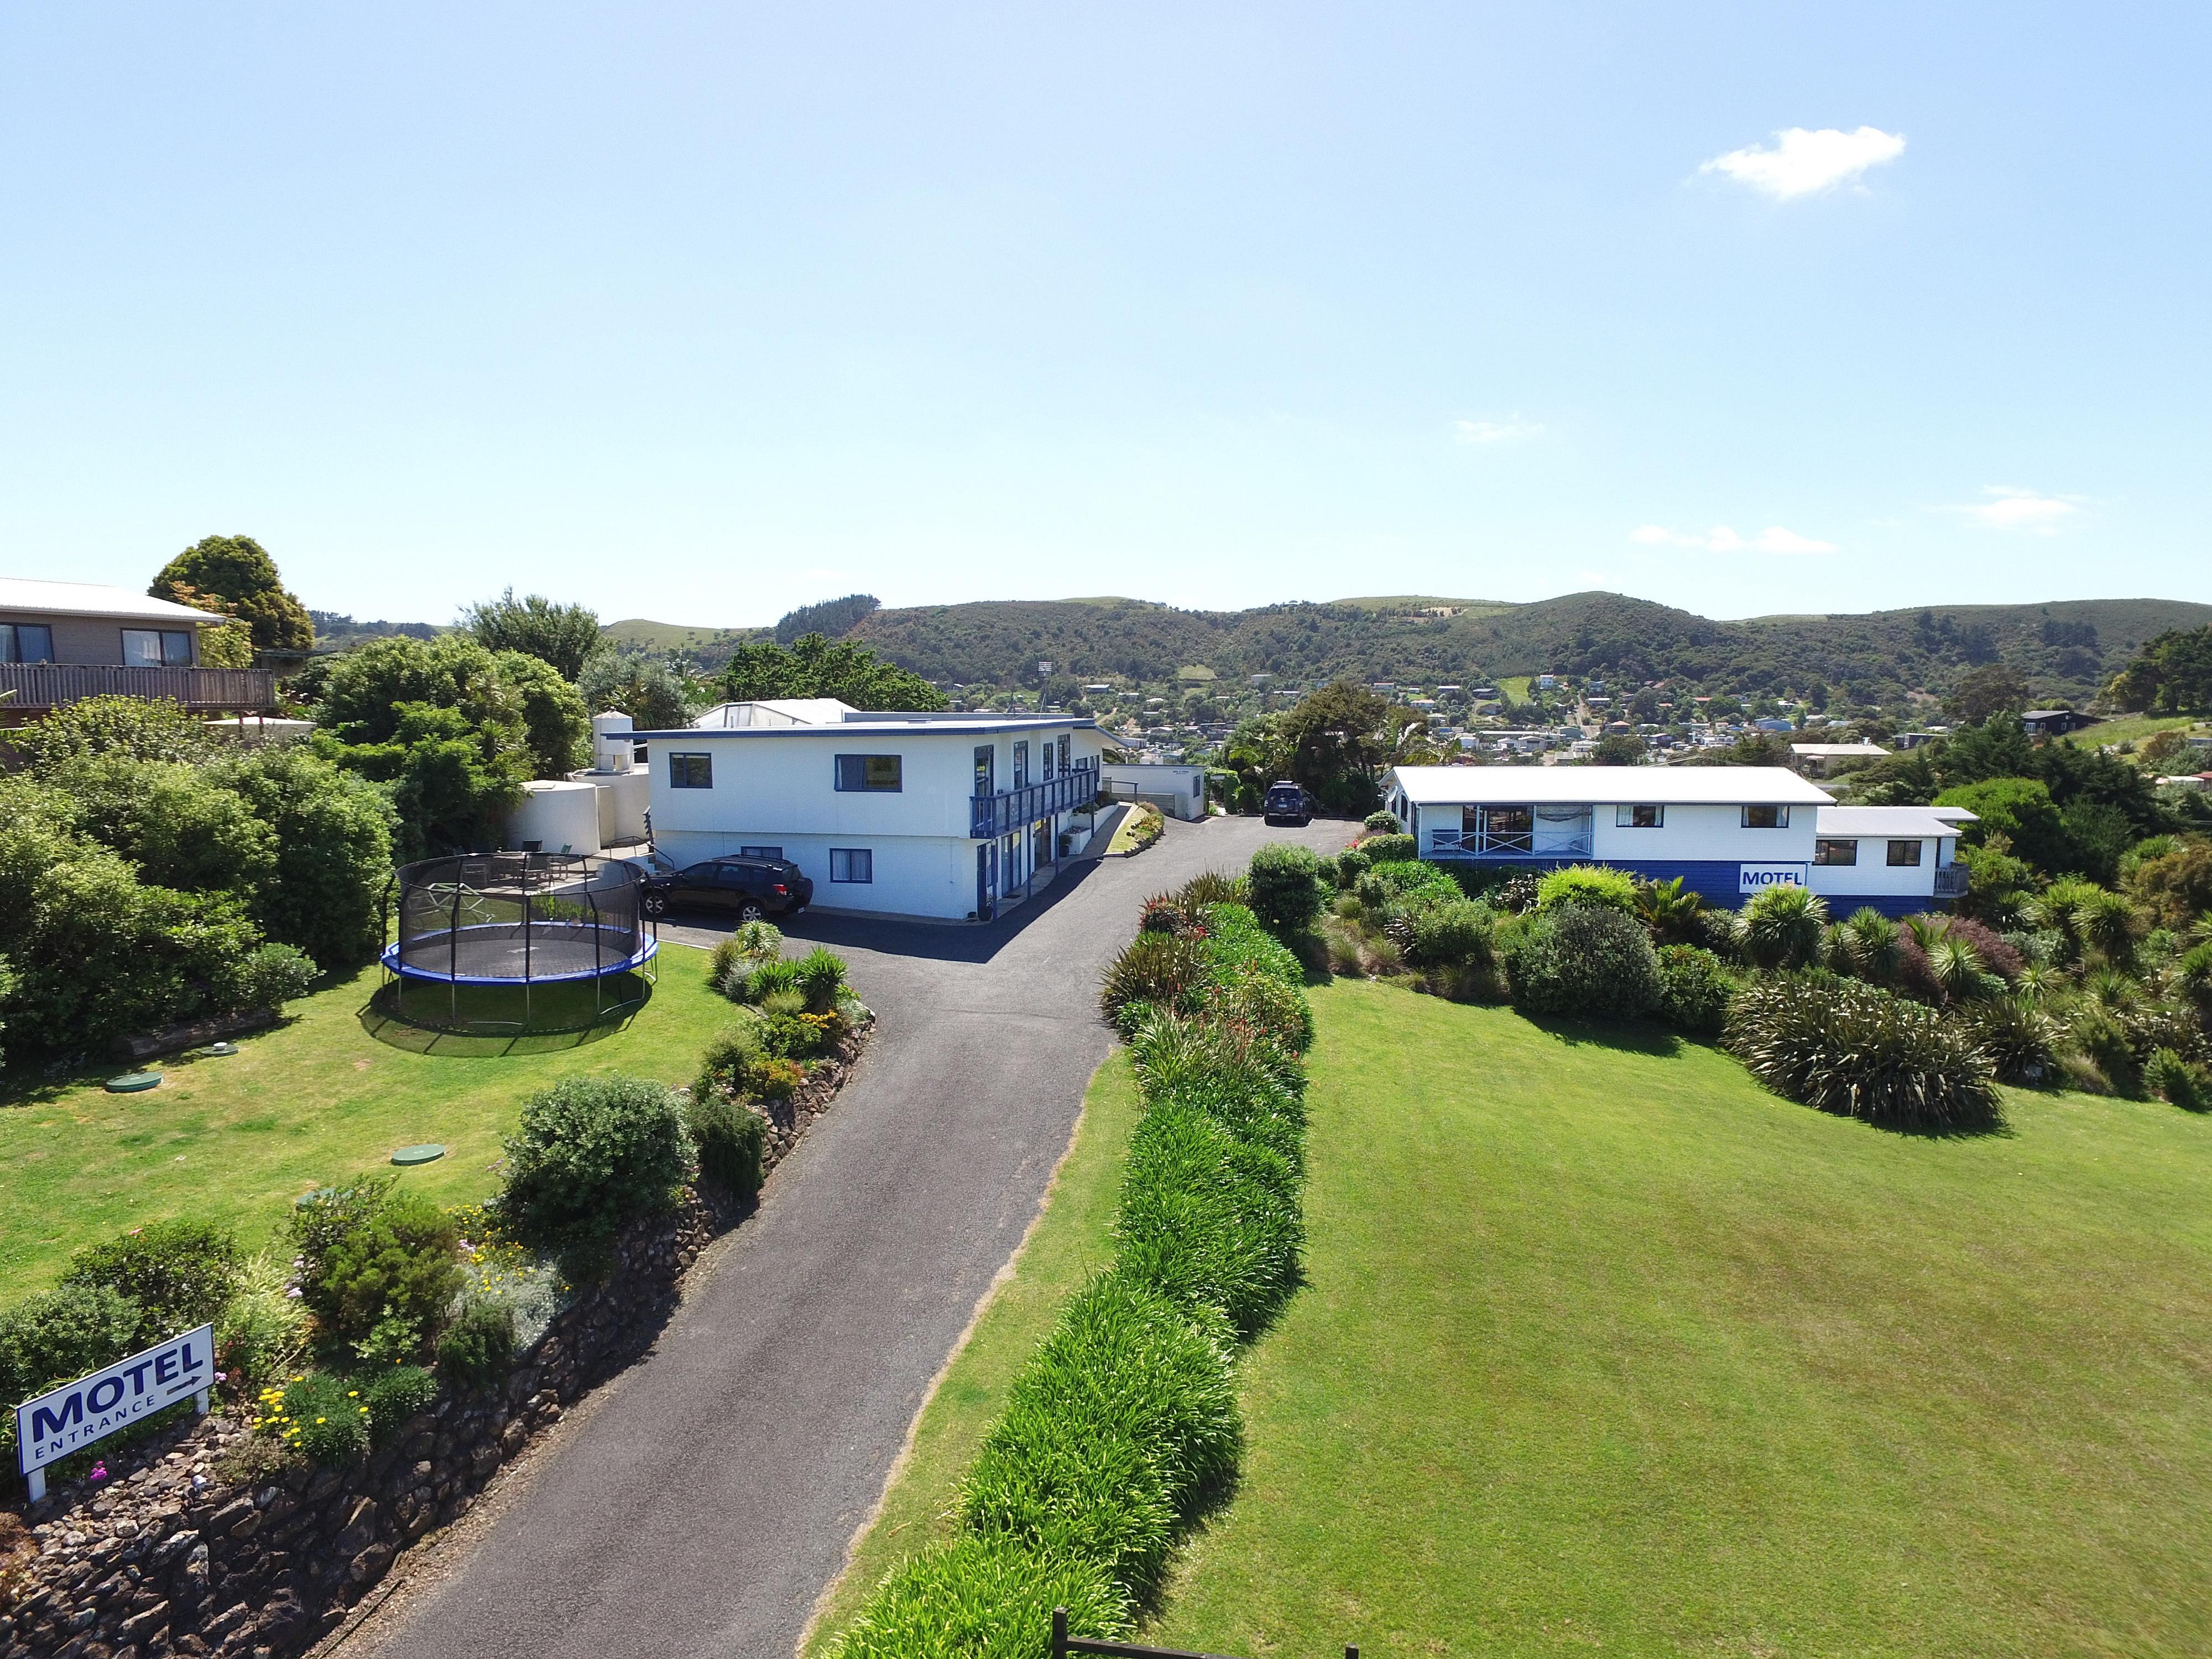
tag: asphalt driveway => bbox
[356,812,1349,1659]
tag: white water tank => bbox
[592,710,635,773]
[509,781,602,855]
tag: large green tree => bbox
[462,588,604,681]
[149,535,314,652]
[1277,680,1391,813]
[717,633,946,711]
[2104,626,2212,714]
[578,650,701,730]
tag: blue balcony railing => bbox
[972,761,1100,839]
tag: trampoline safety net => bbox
[382,853,655,985]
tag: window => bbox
[122,628,194,667]
[1615,804,1664,828]
[973,745,995,797]
[1887,838,1923,867]
[1013,740,1030,788]
[667,752,713,789]
[1041,741,1055,782]
[834,754,903,792]
[830,848,873,883]
[1741,804,1790,828]
[738,845,783,859]
[1058,735,1071,774]
[1813,838,1859,867]
[0,623,54,664]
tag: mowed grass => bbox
[0,946,730,1302]
[803,1054,1144,1657]
[2059,711,2206,752]
[1149,980,2212,1658]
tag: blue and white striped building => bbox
[1381,765,1969,917]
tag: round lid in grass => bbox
[105,1072,162,1093]
[204,1042,241,1056]
[390,1143,447,1166]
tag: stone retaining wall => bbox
[0,1022,869,1659]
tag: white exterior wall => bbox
[1410,798,1817,865]
[1808,836,1954,901]
[645,721,1104,920]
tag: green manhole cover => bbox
[295,1186,338,1208]
[106,1072,163,1093]
[391,1143,447,1166]
[204,1042,241,1057]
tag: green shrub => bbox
[1363,810,1401,833]
[1359,833,1417,864]
[1833,907,1902,983]
[364,1364,439,1440]
[962,1277,1238,1592]
[1332,847,1370,887]
[62,1219,239,1345]
[1953,996,2060,1085]
[0,1285,143,1461]
[269,1370,371,1467]
[436,1298,517,1390]
[1099,932,1209,1022]
[498,1073,690,1253]
[1729,974,2003,1132]
[1635,876,1707,944]
[2176,941,2212,1014]
[1199,902,1305,989]
[1115,1100,1301,1337]
[687,1090,766,1199]
[1246,844,1326,938]
[2068,1004,2140,1094]
[739,957,804,1006]
[1506,905,1662,1021]
[1366,859,1462,906]
[1655,945,1735,1036]
[1218,972,1314,1056]
[694,1022,765,1102]
[1740,885,1828,971]
[2144,1047,2210,1111]
[1176,870,1248,909]
[215,1250,309,1387]
[752,1057,806,1101]
[828,1532,1128,1659]
[1535,864,1639,915]
[222,941,318,1011]
[293,1188,463,1364]
[710,920,783,982]
[1406,899,1495,968]
[795,946,848,1013]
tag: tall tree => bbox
[2104,626,2212,714]
[1276,680,1391,813]
[773,593,880,645]
[150,534,315,651]
[1946,663,2033,723]
[462,588,604,681]
[717,633,945,711]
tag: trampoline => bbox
[380,852,658,1027]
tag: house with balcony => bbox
[637,701,1106,921]
[1381,765,1965,916]
[0,577,275,724]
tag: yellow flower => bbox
[316,1416,326,1423]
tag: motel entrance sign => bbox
[14,1323,213,1501]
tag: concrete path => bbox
[356,813,1349,1659]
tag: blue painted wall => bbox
[1434,856,1943,917]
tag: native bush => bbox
[1114,1102,1301,1337]
[293,1188,463,1364]
[1359,833,1416,864]
[1728,975,2003,1132]
[364,1364,439,1441]
[221,942,319,1012]
[1199,902,1305,989]
[795,946,848,1013]
[2068,1004,2138,1094]
[1635,876,1707,945]
[62,1219,239,1347]
[1406,899,1496,969]
[1366,859,1463,906]
[498,1073,690,1254]
[1099,932,1209,1022]
[1655,945,1736,1036]
[1929,916,2024,982]
[1246,844,1326,939]
[2178,941,2212,1014]
[1331,847,1370,888]
[737,957,804,1007]
[694,1022,766,1102]
[0,1286,143,1452]
[827,1533,1129,1659]
[961,1277,1239,1593]
[265,1370,371,1467]
[215,1251,310,1388]
[1506,905,1662,1021]
[751,1057,806,1101]
[436,1298,517,1390]
[1535,864,1639,915]
[1217,972,1314,1056]
[1363,810,1402,833]
[1740,886,1828,971]
[687,1089,766,1200]
[1951,996,2059,1085]
[2144,1048,2210,1111]
[1177,870,1249,909]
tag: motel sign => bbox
[15,1323,213,1501]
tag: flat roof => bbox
[0,576,222,625]
[1386,764,1833,807]
[633,713,1094,739]
[1814,806,1961,838]
[1790,742,1889,757]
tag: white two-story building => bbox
[638,702,1107,921]
[1382,765,1968,917]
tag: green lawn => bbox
[2061,711,2205,751]
[0,946,731,1303]
[803,1055,1143,1657]
[823,980,2212,1658]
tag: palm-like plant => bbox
[1926,935,1997,1003]
[1839,908,1902,983]
[2031,876,2106,964]
[1635,876,1705,945]
[2176,940,2212,1014]
[2077,889,2142,967]
[1740,885,1829,971]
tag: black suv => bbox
[640,856,814,922]
[1262,781,1316,826]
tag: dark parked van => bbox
[1262,781,1316,826]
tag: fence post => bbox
[1345,1647,1359,1659]
[1050,1605,1068,1657]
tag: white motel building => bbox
[1381,765,1970,917]
[638,701,1108,921]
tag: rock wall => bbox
[1,1023,869,1659]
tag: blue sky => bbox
[2,3,2205,627]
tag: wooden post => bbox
[1051,1606,1068,1657]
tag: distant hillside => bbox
[599,617,768,665]
[828,591,2212,706]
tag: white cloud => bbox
[1454,415,1543,444]
[1702,127,1906,199]
[1631,523,1837,554]
[1950,485,2082,532]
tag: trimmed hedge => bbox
[834,859,1314,1651]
